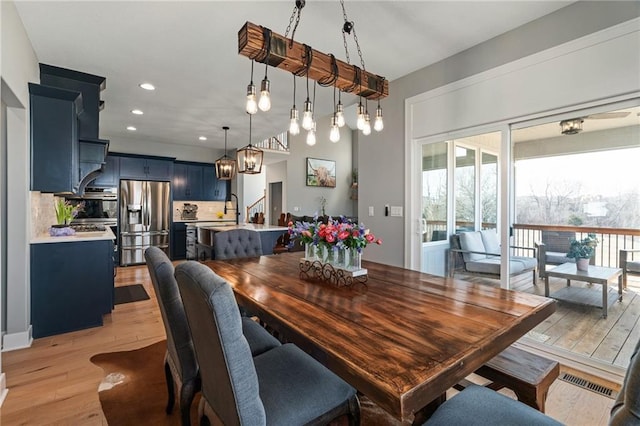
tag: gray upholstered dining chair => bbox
[174,260,361,426]
[144,247,281,426]
[425,336,640,426]
[213,228,263,260]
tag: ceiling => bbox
[15,1,575,153]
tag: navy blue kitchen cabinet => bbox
[78,139,109,190]
[31,239,114,338]
[203,165,228,201]
[89,154,120,188]
[39,63,106,140]
[29,83,82,193]
[171,222,187,260]
[118,155,174,181]
[173,161,226,201]
[173,162,204,201]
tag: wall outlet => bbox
[368,206,374,216]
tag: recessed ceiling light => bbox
[139,83,155,91]
[199,136,207,141]
[126,126,137,131]
[131,109,144,115]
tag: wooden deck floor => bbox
[455,271,640,370]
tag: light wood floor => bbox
[1,263,620,425]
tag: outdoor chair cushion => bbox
[480,229,501,254]
[459,232,488,262]
[466,258,528,275]
[424,384,562,426]
[512,256,538,271]
[628,261,640,273]
[546,251,573,265]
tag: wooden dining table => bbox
[203,252,556,424]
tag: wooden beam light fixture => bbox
[238,0,387,142]
[238,22,388,100]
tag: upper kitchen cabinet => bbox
[173,161,203,200]
[29,83,82,193]
[118,154,174,181]
[203,165,228,201]
[173,161,226,201]
[88,154,120,188]
[39,63,106,140]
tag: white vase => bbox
[576,258,589,271]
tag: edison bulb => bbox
[356,103,366,130]
[306,128,316,146]
[258,78,271,111]
[246,84,258,114]
[336,102,345,127]
[330,116,340,143]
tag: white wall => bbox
[1,0,38,352]
[360,2,640,267]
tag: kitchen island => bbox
[30,228,116,338]
[193,223,288,258]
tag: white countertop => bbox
[174,219,237,223]
[196,223,288,232]
[31,227,116,244]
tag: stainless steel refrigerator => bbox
[119,180,170,266]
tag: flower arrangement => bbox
[566,233,599,259]
[288,215,382,253]
[54,199,84,225]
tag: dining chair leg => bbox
[164,355,175,414]
[180,379,198,426]
[347,394,361,426]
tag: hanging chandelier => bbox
[238,0,387,143]
[237,114,264,174]
[215,126,237,180]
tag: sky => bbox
[515,147,640,197]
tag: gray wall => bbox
[284,113,354,218]
[359,1,640,266]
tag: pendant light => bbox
[237,114,264,174]
[329,86,340,143]
[246,60,258,114]
[301,73,313,131]
[374,100,384,132]
[258,43,271,111]
[289,74,300,135]
[215,126,237,180]
[335,89,345,128]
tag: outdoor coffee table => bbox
[544,262,623,318]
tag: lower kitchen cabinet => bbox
[171,222,187,260]
[31,239,114,338]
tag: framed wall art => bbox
[306,158,336,188]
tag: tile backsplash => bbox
[31,191,58,237]
[173,201,236,222]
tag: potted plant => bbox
[566,233,599,271]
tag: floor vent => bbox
[559,372,617,399]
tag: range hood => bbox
[77,139,109,195]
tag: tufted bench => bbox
[213,229,263,260]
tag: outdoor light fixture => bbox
[215,126,237,181]
[560,118,584,135]
[237,114,263,174]
[289,74,300,135]
[237,0,388,145]
[246,61,258,114]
